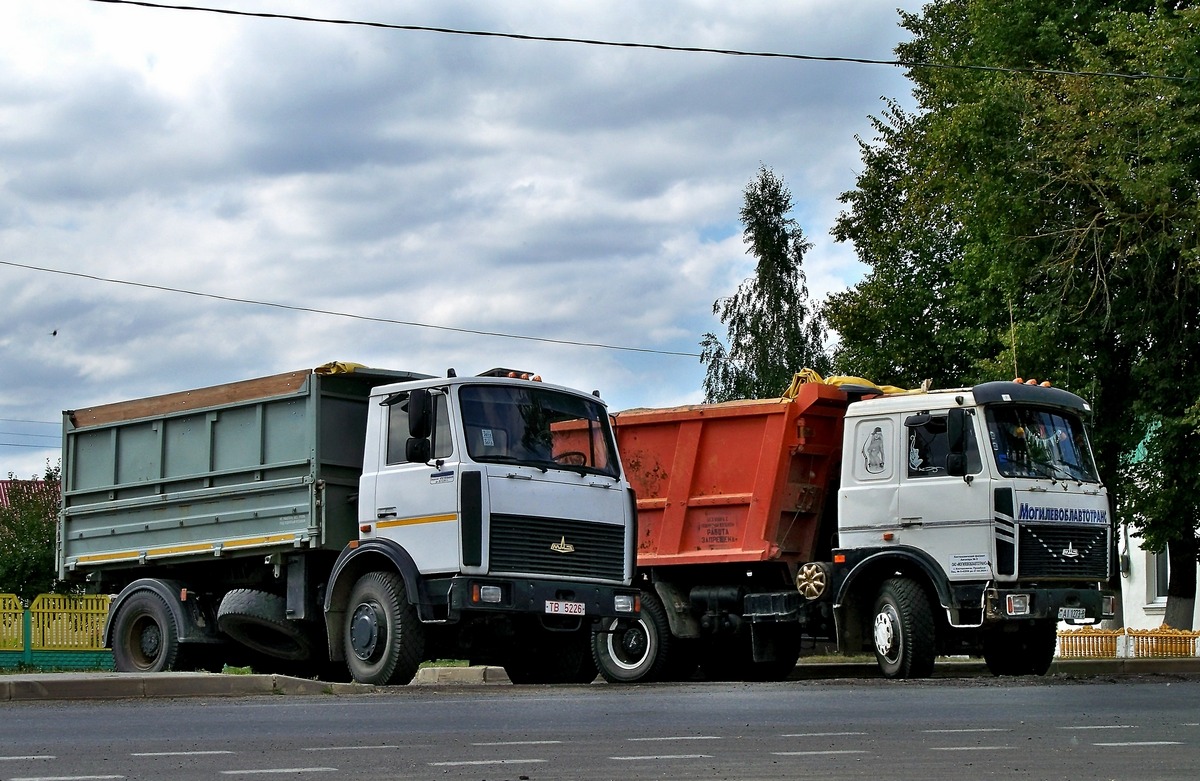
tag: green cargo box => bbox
[59,366,426,579]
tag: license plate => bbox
[545,600,585,616]
[1058,607,1087,620]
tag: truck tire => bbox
[872,577,936,679]
[592,590,672,683]
[344,571,425,685]
[983,620,1056,676]
[217,589,314,662]
[111,591,181,673]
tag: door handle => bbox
[377,507,397,519]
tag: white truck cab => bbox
[834,380,1116,677]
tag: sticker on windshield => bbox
[481,429,495,447]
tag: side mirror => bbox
[408,388,432,439]
[946,408,967,477]
[406,437,431,464]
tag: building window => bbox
[1152,550,1169,602]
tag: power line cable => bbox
[0,260,702,358]
[0,418,59,426]
[0,432,60,440]
[0,442,61,449]
[86,0,1196,83]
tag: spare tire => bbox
[217,589,314,661]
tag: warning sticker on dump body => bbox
[950,553,991,576]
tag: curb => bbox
[3,659,1198,702]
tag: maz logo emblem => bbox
[550,536,575,554]
[1061,542,1081,559]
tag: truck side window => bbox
[907,414,980,478]
[386,393,453,464]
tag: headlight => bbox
[614,594,636,613]
[1005,594,1031,616]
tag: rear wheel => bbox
[111,591,180,673]
[872,577,936,679]
[344,572,426,685]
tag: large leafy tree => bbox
[831,1,1200,625]
[0,463,62,601]
[701,166,830,401]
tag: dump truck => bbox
[588,372,1117,681]
[58,363,638,684]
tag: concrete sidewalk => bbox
[3,658,1198,702]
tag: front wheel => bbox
[343,572,426,685]
[593,590,672,683]
[872,577,936,679]
[111,591,180,673]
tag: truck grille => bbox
[489,515,625,582]
[1018,523,1109,580]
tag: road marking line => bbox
[925,728,1010,733]
[9,776,124,781]
[627,736,720,741]
[1061,725,1137,730]
[0,757,56,761]
[471,741,563,746]
[929,746,1006,751]
[773,750,870,757]
[782,732,866,738]
[1094,741,1183,747]
[132,751,235,757]
[219,770,337,775]
[609,754,713,761]
[428,759,547,767]
[303,746,404,751]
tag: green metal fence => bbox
[0,593,115,670]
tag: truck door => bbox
[897,410,991,580]
[369,390,461,574]
[839,416,900,550]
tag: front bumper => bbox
[984,586,1117,624]
[448,576,640,622]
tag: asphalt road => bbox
[3,674,1199,781]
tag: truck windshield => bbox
[984,406,1100,483]
[458,384,620,478]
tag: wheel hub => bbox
[620,626,648,658]
[138,622,162,659]
[874,606,899,661]
[349,602,383,662]
[606,619,652,671]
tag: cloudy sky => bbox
[1,0,920,478]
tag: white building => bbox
[1118,522,1200,629]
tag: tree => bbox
[830,2,1200,625]
[701,166,830,401]
[0,463,62,601]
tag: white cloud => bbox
[0,0,920,477]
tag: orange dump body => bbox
[613,381,849,567]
